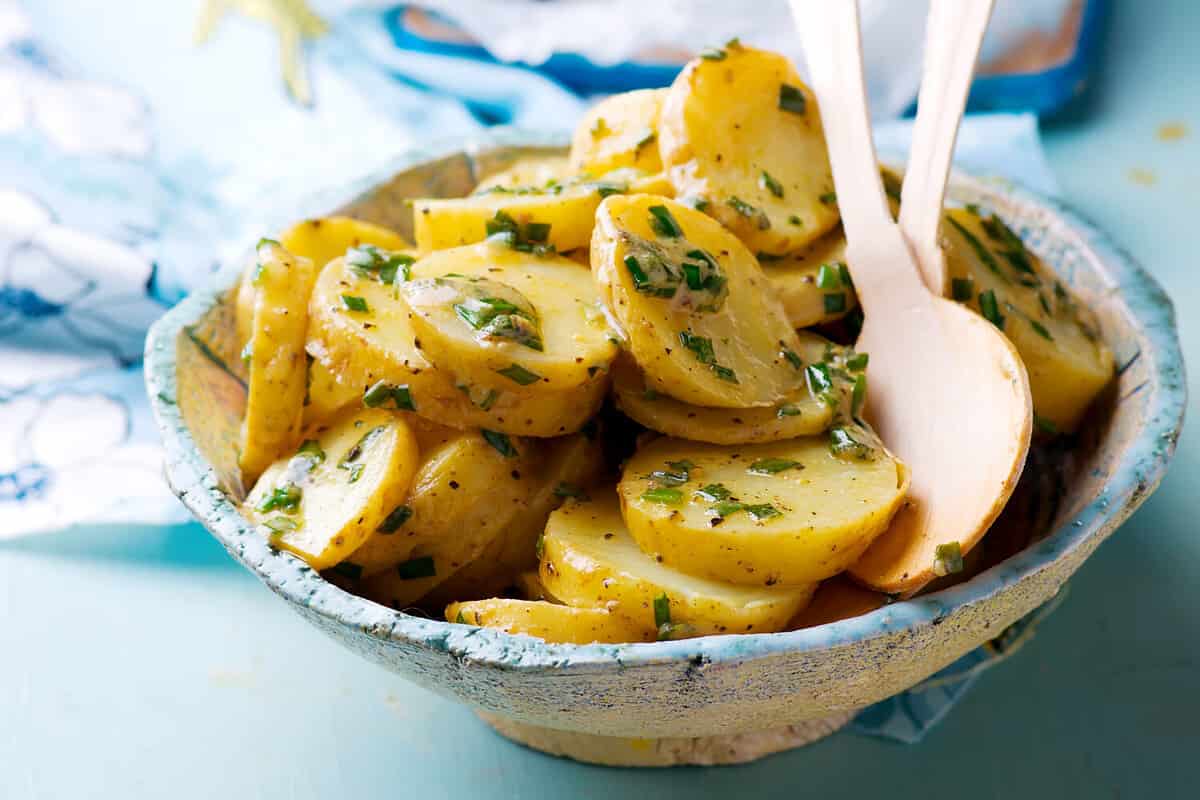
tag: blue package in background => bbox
[387,0,1107,116]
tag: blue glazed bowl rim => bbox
[145,128,1186,674]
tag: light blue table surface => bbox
[2,1,1197,797]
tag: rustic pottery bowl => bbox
[145,130,1184,767]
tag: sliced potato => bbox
[423,431,605,604]
[346,430,538,580]
[569,88,666,176]
[414,183,603,254]
[400,243,619,392]
[611,331,852,444]
[762,228,857,329]
[541,494,814,636]
[307,256,607,435]
[280,216,411,270]
[943,206,1114,432]
[303,357,360,427]
[240,241,317,482]
[592,194,804,407]
[244,408,419,570]
[617,433,909,587]
[659,43,838,254]
[474,155,570,194]
[446,599,654,644]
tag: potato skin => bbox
[446,599,654,645]
[239,242,316,482]
[540,494,814,636]
[659,44,838,254]
[942,207,1114,432]
[618,435,909,587]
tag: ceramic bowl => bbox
[145,130,1185,766]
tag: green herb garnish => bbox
[824,293,847,314]
[851,373,867,416]
[760,171,784,198]
[946,215,1006,280]
[951,277,975,302]
[377,504,413,534]
[362,381,415,411]
[653,593,671,631]
[748,458,803,475]
[257,484,301,513]
[1030,319,1054,341]
[695,483,732,502]
[482,429,518,458]
[534,531,545,560]
[263,516,298,535]
[933,542,964,576]
[845,353,869,371]
[641,487,683,505]
[649,460,694,487]
[788,215,803,226]
[341,295,369,313]
[496,363,542,386]
[819,191,837,205]
[830,426,875,461]
[679,330,715,364]
[817,263,842,290]
[726,196,770,230]
[485,210,555,255]
[699,45,727,60]
[648,205,683,238]
[745,504,781,521]
[777,404,802,418]
[396,556,436,580]
[346,245,414,284]
[978,289,1005,329]
[338,425,386,482]
[781,345,804,370]
[779,83,807,115]
[805,362,833,395]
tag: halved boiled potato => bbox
[569,88,666,176]
[540,494,814,636]
[423,431,605,605]
[617,434,909,587]
[399,242,619,392]
[761,228,857,329]
[943,206,1114,432]
[345,429,538,580]
[446,599,654,645]
[592,194,804,408]
[611,331,850,444]
[474,155,570,194]
[659,43,838,254]
[240,241,317,482]
[244,408,419,570]
[307,256,607,435]
[280,216,411,270]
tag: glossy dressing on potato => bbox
[592,194,804,408]
[659,42,839,254]
[618,434,908,587]
[307,255,607,436]
[400,242,619,392]
[569,88,666,176]
[244,408,419,571]
[541,494,815,636]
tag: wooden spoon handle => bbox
[788,0,893,250]
[898,0,995,296]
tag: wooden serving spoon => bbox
[789,0,1032,596]
[899,0,997,296]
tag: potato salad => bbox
[234,41,1113,644]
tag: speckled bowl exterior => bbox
[145,130,1185,743]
